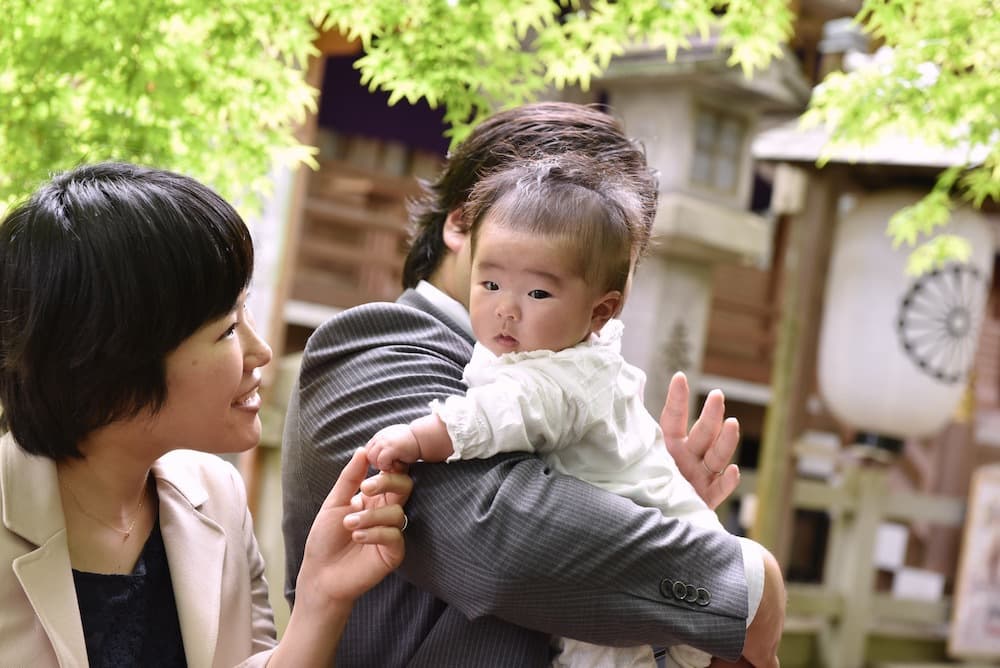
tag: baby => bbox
[367,153,725,668]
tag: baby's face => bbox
[469,222,607,356]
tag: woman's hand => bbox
[300,447,412,605]
[271,449,412,666]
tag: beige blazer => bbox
[0,434,277,667]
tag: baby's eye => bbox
[482,281,499,291]
[528,289,552,299]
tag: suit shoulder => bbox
[305,298,470,361]
[310,300,428,337]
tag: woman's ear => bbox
[590,290,623,332]
[442,208,469,253]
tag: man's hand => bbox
[660,371,741,509]
[711,548,786,667]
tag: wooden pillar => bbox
[751,166,843,564]
[821,466,887,668]
[922,385,976,575]
[264,28,361,381]
[240,29,359,512]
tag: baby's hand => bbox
[366,424,421,472]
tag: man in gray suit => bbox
[282,102,785,667]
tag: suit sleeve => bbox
[281,302,749,659]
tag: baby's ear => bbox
[590,290,623,332]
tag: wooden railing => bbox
[735,457,969,668]
[289,159,419,310]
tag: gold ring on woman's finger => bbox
[702,459,722,477]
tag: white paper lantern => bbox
[818,189,994,441]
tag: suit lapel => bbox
[155,460,225,668]
[2,435,89,665]
[13,535,87,665]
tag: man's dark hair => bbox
[0,162,254,459]
[403,102,658,288]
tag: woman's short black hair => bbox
[0,162,254,459]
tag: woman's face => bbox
[145,290,272,455]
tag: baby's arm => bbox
[366,414,455,471]
[368,359,579,471]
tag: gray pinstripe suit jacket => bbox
[281,289,749,667]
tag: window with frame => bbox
[691,107,746,193]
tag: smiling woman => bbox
[0,162,411,667]
[152,289,272,458]
[1,163,257,462]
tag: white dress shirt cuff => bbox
[737,537,765,626]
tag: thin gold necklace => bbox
[61,476,148,543]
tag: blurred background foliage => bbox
[1,0,996,267]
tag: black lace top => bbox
[72,520,187,667]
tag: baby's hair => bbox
[402,102,657,288]
[465,153,648,293]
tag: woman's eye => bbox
[221,322,238,339]
[528,289,552,299]
[482,281,499,291]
